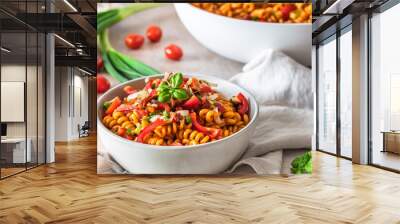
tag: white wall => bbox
[1,65,35,138]
[54,67,89,141]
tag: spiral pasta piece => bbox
[199,109,224,125]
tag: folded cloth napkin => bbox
[228,49,313,174]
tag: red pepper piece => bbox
[142,89,157,107]
[134,109,148,119]
[116,104,135,113]
[237,93,249,115]
[281,4,297,20]
[137,119,167,143]
[123,86,136,95]
[199,84,213,93]
[105,97,121,115]
[144,79,154,90]
[190,112,222,139]
[156,103,171,112]
[216,102,226,113]
[182,95,200,109]
[125,134,134,140]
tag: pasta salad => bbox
[101,72,250,146]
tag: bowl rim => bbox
[97,73,259,151]
[174,3,311,26]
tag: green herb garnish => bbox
[162,110,170,119]
[291,151,312,174]
[157,73,188,103]
[185,116,192,124]
[103,101,111,110]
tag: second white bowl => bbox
[175,3,311,66]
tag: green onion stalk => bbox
[98,3,161,82]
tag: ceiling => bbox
[0,0,96,74]
[312,0,391,44]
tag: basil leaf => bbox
[291,151,312,174]
[158,92,171,103]
[171,72,183,88]
[172,89,187,100]
[157,82,169,92]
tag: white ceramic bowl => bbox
[174,3,311,66]
[97,74,259,174]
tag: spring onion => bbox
[98,4,161,82]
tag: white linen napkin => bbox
[228,49,313,174]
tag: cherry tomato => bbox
[97,74,110,94]
[97,57,103,71]
[146,25,162,42]
[117,127,126,136]
[125,34,144,49]
[164,44,183,61]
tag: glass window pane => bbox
[1,31,27,177]
[38,33,45,165]
[340,29,352,158]
[371,3,400,171]
[318,37,337,154]
[27,31,38,169]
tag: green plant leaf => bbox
[157,82,170,92]
[171,73,183,88]
[158,92,171,103]
[291,151,312,174]
[172,89,187,100]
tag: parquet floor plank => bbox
[0,135,400,223]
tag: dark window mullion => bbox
[316,44,320,151]
[336,27,341,157]
[25,1,28,171]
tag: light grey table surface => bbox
[99,3,243,86]
[97,3,305,174]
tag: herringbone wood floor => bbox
[1,135,400,224]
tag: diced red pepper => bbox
[170,98,176,108]
[134,109,148,119]
[189,78,200,90]
[105,97,121,115]
[163,103,171,112]
[145,79,161,90]
[216,102,225,113]
[201,96,207,105]
[236,93,249,115]
[199,84,213,93]
[182,95,200,109]
[124,134,134,140]
[123,86,136,95]
[136,119,167,143]
[116,104,135,112]
[144,79,154,90]
[201,96,210,109]
[190,112,222,139]
[281,4,297,20]
[141,89,157,107]
[156,103,171,112]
